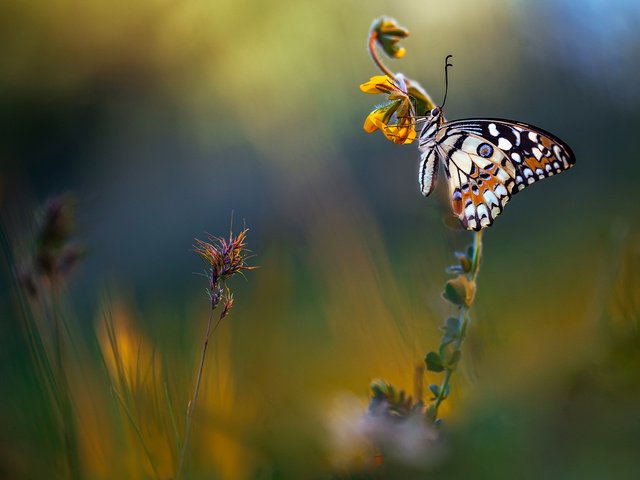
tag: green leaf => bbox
[405,78,435,115]
[442,275,475,307]
[428,384,440,398]
[442,280,465,306]
[425,351,444,372]
[441,316,461,346]
[445,316,461,333]
[454,251,472,273]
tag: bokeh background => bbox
[1,0,639,478]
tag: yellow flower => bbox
[360,75,417,145]
[359,75,398,95]
[371,17,409,59]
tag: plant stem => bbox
[432,306,467,417]
[368,32,396,80]
[176,306,223,480]
[51,283,81,480]
[470,230,483,282]
[111,386,161,480]
[432,230,483,419]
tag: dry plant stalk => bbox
[175,227,255,480]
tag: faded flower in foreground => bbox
[327,389,442,473]
[360,74,417,145]
[194,228,256,309]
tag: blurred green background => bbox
[1,0,639,478]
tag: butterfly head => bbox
[425,54,452,125]
[429,106,443,122]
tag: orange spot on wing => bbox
[452,196,463,215]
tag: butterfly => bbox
[417,56,576,231]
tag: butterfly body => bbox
[418,106,576,231]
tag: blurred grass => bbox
[1,0,640,478]
[2,196,640,478]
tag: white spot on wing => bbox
[489,123,499,137]
[464,203,475,218]
[494,184,508,199]
[477,204,489,220]
[553,145,562,159]
[498,138,513,150]
[532,147,543,160]
[496,169,510,182]
[483,190,499,207]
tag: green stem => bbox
[368,31,396,80]
[51,282,81,480]
[432,230,483,420]
[432,305,468,417]
[176,306,223,480]
[470,230,483,281]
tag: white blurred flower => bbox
[326,392,444,473]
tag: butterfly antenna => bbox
[441,54,454,109]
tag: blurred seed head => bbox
[21,194,83,297]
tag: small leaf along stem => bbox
[368,31,396,80]
[430,230,483,421]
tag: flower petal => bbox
[372,17,409,59]
[383,123,416,145]
[359,75,397,94]
[363,102,400,133]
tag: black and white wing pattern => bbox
[432,119,575,231]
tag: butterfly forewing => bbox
[424,118,575,231]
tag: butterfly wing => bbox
[419,147,439,197]
[436,119,575,231]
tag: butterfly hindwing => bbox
[436,130,515,230]
[435,119,575,231]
